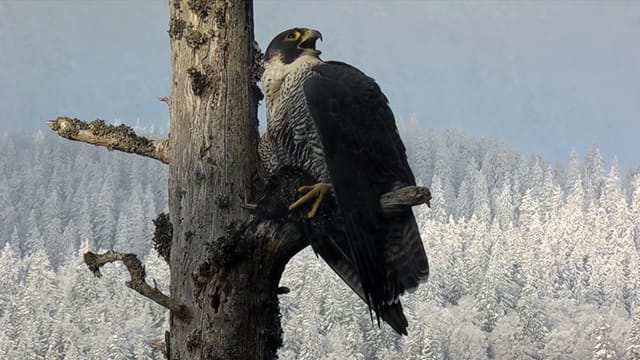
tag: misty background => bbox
[1,0,639,170]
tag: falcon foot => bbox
[288,182,331,219]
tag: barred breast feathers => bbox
[260,54,328,182]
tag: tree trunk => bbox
[167,0,275,358]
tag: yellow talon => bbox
[288,183,331,218]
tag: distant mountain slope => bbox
[0,130,168,265]
[0,126,639,358]
[1,127,636,263]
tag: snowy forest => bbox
[1,124,639,359]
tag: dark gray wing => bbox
[303,61,429,328]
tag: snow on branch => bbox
[46,117,170,164]
[84,250,190,320]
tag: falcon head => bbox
[264,28,323,64]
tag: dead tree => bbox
[47,1,429,359]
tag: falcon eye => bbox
[285,32,299,41]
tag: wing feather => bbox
[303,61,429,326]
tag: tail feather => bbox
[299,180,427,336]
[310,232,410,335]
[380,301,409,335]
[383,210,429,304]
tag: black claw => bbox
[277,286,290,295]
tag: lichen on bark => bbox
[186,66,213,96]
[152,213,172,264]
[169,17,187,40]
[188,0,212,19]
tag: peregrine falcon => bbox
[259,28,429,335]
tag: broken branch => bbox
[157,96,170,105]
[84,250,190,320]
[380,185,431,212]
[46,117,170,164]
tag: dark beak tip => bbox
[312,30,323,42]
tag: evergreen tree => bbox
[75,194,96,249]
[464,216,490,295]
[0,178,18,249]
[518,188,541,233]
[92,172,117,250]
[42,216,64,266]
[539,165,563,222]
[627,311,640,359]
[114,190,147,256]
[565,149,582,192]
[490,313,530,359]
[24,210,45,256]
[448,322,488,360]
[473,172,491,223]
[522,156,544,197]
[492,174,513,229]
[475,233,515,332]
[13,250,60,358]
[455,161,476,220]
[429,175,447,223]
[566,168,585,213]
[632,172,640,251]
[441,220,469,304]
[8,226,22,258]
[592,321,618,360]
[584,145,605,207]
[517,283,549,354]
[0,244,20,318]
[602,159,630,227]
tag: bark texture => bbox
[167,0,271,358]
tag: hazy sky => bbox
[1,1,639,169]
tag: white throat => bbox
[262,55,322,119]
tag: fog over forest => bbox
[1,124,639,359]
